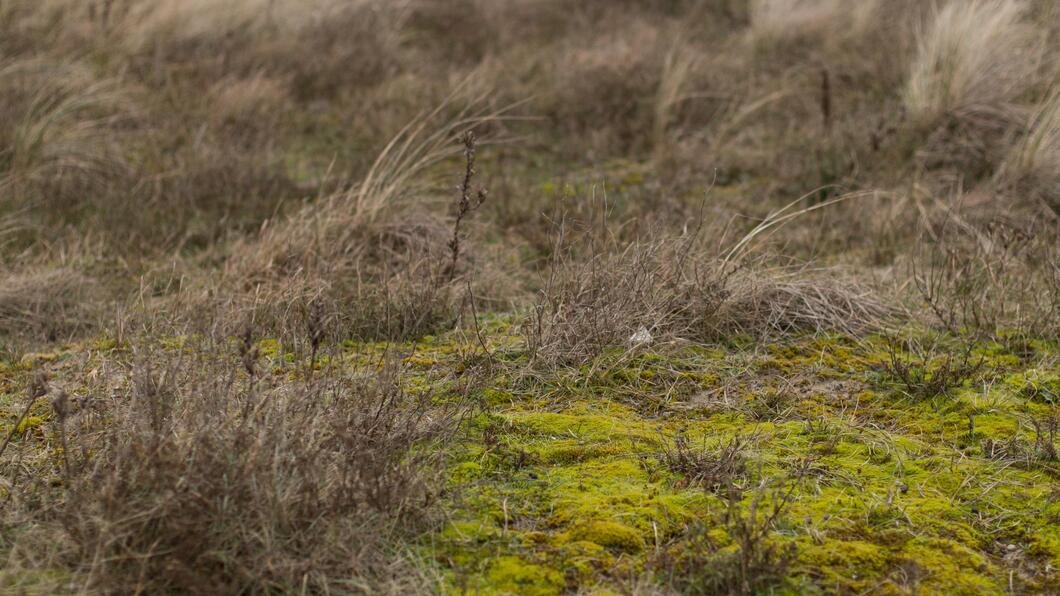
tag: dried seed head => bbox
[307,301,325,350]
[240,326,260,377]
[52,390,71,421]
[28,371,49,400]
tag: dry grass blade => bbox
[722,190,877,263]
[345,84,512,226]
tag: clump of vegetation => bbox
[654,468,806,595]
[0,268,101,343]
[3,332,459,593]
[1003,88,1060,214]
[883,335,985,399]
[905,0,1041,125]
[662,432,751,494]
[525,200,892,368]
[912,210,1059,340]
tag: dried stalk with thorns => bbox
[444,130,488,283]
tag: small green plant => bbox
[746,387,794,421]
[662,431,750,494]
[1030,414,1059,462]
[653,463,807,595]
[884,336,984,399]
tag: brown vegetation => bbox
[1,0,1058,592]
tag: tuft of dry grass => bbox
[243,92,501,273]
[905,0,1042,125]
[0,58,129,208]
[0,268,101,343]
[749,0,879,45]
[547,19,667,154]
[525,214,891,368]
[208,72,292,129]
[1002,87,1060,214]
[211,95,515,342]
[653,41,698,153]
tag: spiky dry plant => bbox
[905,0,1042,125]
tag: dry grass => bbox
[547,19,667,154]
[1,0,1059,589]
[240,92,501,274]
[905,0,1042,125]
[653,41,698,153]
[0,268,101,343]
[208,72,292,128]
[525,209,891,367]
[215,95,514,342]
[0,58,129,208]
[1002,87,1060,213]
[912,202,1060,339]
[3,336,458,593]
[749,0,879,45]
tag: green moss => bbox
[797,538,890,591]
[91,337,119,351]
[257,338,281,358]
[566,521,645,553]
[1006,368,1059,404]
[897,537,999,593]
[18,352,59,370]
[1030,527,1060,567]
[451,461,484,483]
[481,388,514,406]
[482,556,565,595]
[17,415,43,433]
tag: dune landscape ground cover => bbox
[0,0,1058,593]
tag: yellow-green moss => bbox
[17,416,44,433]
[482,556,564,595]
[18,352,59,370]
[566,521,644,553]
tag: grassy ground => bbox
[5,320,1058,593]
[1,0,1058,593]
